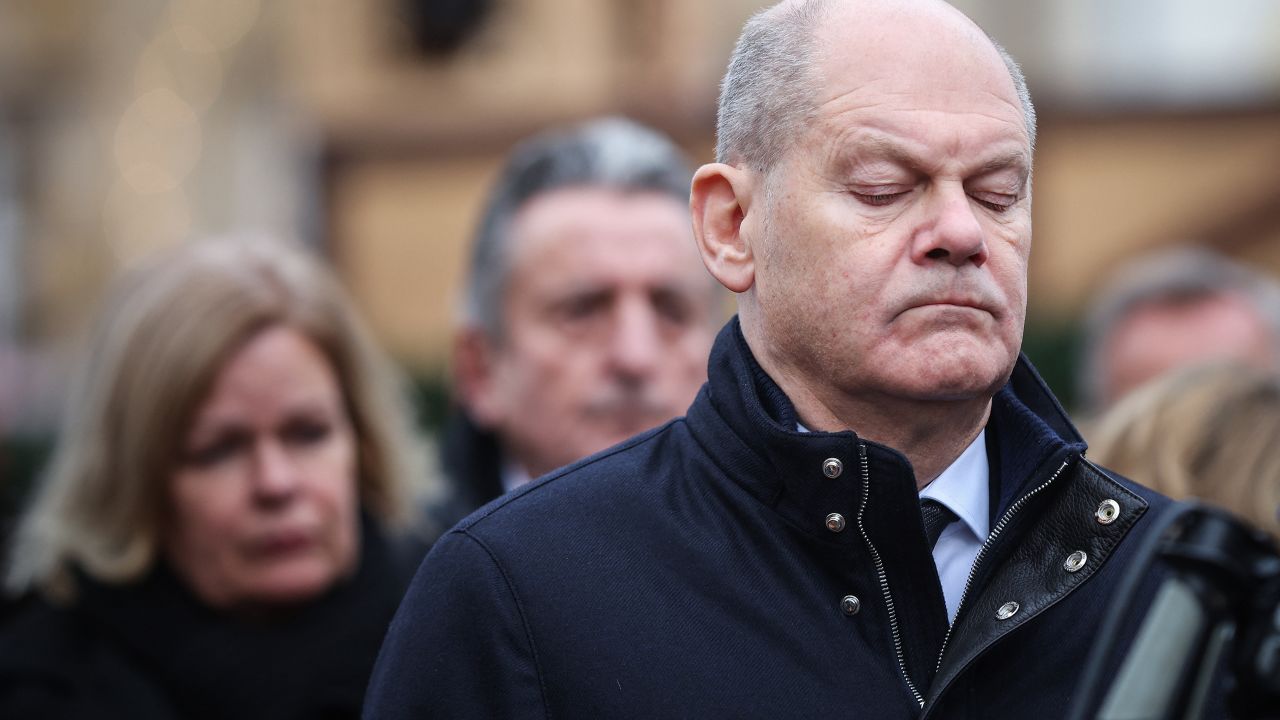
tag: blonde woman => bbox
[1089,362,1280,538]
[0,237,433,719]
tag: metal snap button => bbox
[1096,499,1120,525]
[1064,550,1088,573]
[825,513,846,533]
[995,601,1020,620]
[841,595,861,616]
[822,458,844,479]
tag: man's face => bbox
[743,3,1032,409]
[470,187,716,478]
[1100,293,1278,408]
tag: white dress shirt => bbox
[919,430,990,623]
[501,461,533,493]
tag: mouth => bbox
[923,295,988,308]
[890,295,1002,327]
[584,402,671,436]
[596,407,662,429]
[248,529,315,558]
[901,301,987,316]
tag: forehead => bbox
[506,187,702,286]
[803,1,1028,163]
[200,327,339,408]
[1105,293,1278,392]
[1123,293,1271,343]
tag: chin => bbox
[891,349,1015,401]
[908,374,1005,402]
[589,416,667,449]
[247,563,346,607]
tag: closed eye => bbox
[971,193,1018,213]
[852,190,910,207]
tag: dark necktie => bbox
[920,498,958,550]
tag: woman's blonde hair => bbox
[6,237,429,600]
[1088,362,1280,538]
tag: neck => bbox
[803,385,989,490]
[750,338,991,490]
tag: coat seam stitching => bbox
[460,529,554,720]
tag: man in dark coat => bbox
[435,117,723,528]
[367,1,1172,717]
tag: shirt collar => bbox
[919,430,990,542]
[501,460,533,494]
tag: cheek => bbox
[680,332,715,372]
[497,342,585,403]
[305,428,361,521]
[999,258,1030,313]
[656,335,712,389]
[329,436,361,516]
[169,470,246,540]
[165,471,250,581]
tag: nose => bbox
[607,294,662,383]
[250,441,300,504]
[912,183,988,268]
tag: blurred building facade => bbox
[1,0,1278,403]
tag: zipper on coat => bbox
[931,456,1073,677]
[855,443,926,708]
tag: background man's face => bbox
[476,187,716,478]
[1099,293,1278,407]
[745,4,1033,407]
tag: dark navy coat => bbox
[366,319,1169,719]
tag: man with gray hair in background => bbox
[1079,247,1280,414]
[434,117,721,528]
[368,2,1170,717]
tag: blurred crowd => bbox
[0,117,726,718]
[0,0,1278,718]
[3,111,1277,720]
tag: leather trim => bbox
[922,458,1148,715]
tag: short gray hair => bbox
[1079,247,1280,411]
[715,0,1038,170]
[463,117,693,339]
[715,0,827,170]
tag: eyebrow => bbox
[975,151,1032,179]
[843,136,1031,182]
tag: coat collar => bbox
[685,317,1088,541]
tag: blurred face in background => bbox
[165,325,361,611]
[1098,292,1279,409]
[460,187,717,479]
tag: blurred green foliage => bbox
[1022,320,1085,415]
[405,370,452,434]
[2,435,52,547]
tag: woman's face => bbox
[165,325,361,611]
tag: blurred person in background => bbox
[1089,362,1280,539]
[438,116,722,526]
[0,237,433,720]
[1079,247,1280,414]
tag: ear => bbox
[451,327,506,430]
[690,163,757,294]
